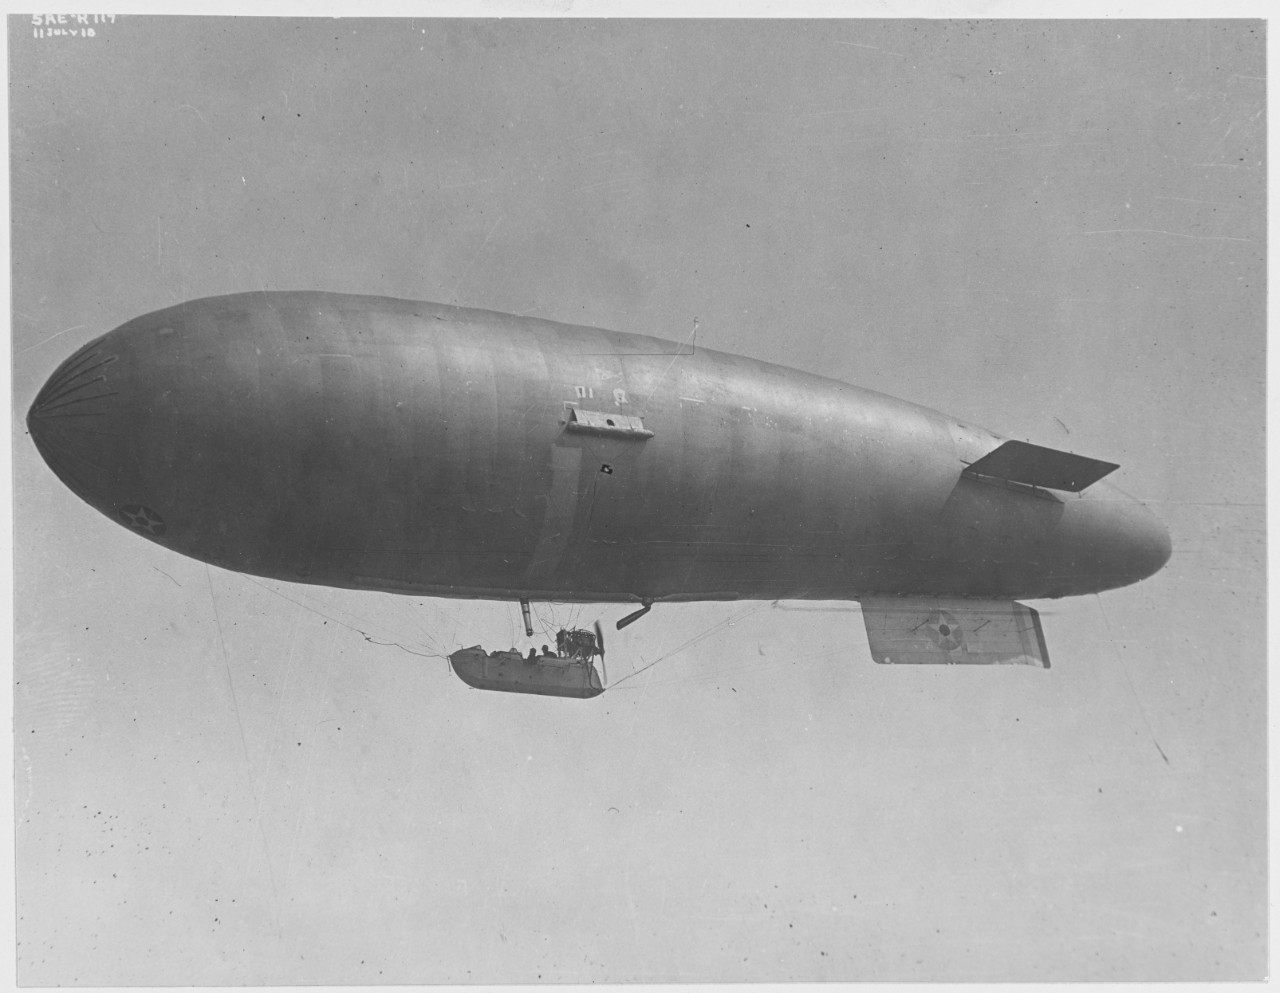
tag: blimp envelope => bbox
[860,597,1050,668]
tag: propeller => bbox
[594,620,608,687]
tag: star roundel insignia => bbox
[924,610,964,652]
[118,504,167,537]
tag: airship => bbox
[27,291,1170,694]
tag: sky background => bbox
[9,16,1266,984]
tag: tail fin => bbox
[861,597,1049,668]
[963,439,1117,492]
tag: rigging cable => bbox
[1095,593,1170,766]
[240,574,446,660]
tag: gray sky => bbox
[10,15,1266,983]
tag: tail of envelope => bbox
[860,597,1050,668]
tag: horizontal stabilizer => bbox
[963,439,1117,492]
[861,597,1049,668]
